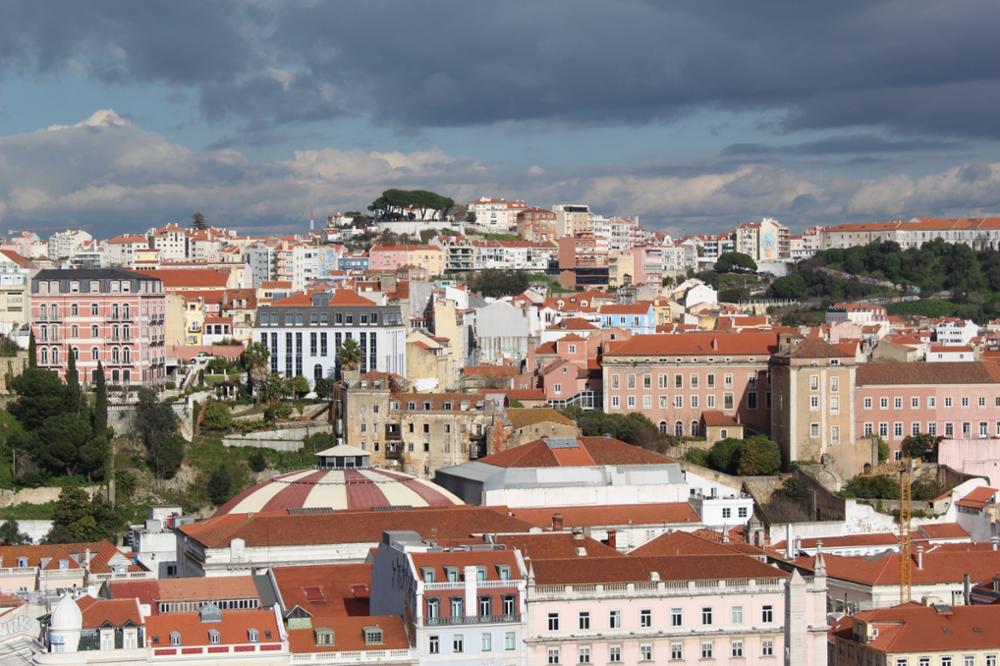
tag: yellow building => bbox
[406,329,456,391]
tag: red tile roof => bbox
[496,502,699,529]
[77,596,143,628]
[957,486,998,510]
[628,530,759,557]
[494,533,622,560]
[272,563,372,620]
[794,544,1000,586]
[150,268,231,289]
[604,331,780,357]
[286,615,409,654]
[917,523,969,539]
[478,436,671,468]
[831,603,1000,654]
[146,608,280,648]
[856,361,1000,385]
[531,554,784,585]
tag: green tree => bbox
[242,342,270,400]
[338,339,363,371]
[467,270,531,298]
[464,210,477,223]
[737,435,782,475]
[779,477,808,503]
[0,518,29,545]
[901,433,939,461]
[874,436,889,463]
[9,367,72,430]
[714,252,758,274]
[285,375,310,399]
[367,189,454,221]
[93,362,108,436]
[150,434,185,480]
[27,332,36,368]
[46,487,96,543]
[259,373,286,405]
[191,212,207,230]
[767,274,809,300]
[64,350,84,416]
[314,377,335,400]
[707,438,744,474]
[248,449,268,473]
[201,401,232,432]
[207,464,236,506]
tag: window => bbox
[701,607,712,625]
[945,397,953,407]
[547,613,559,631]
[429,636,439,654]
[315,629,334,646]
[640,644,652,661]
[810,422,820,438]
[864,422,873,436]
[731,639,743,658]
[864,397,872,409]
[640,609,651,627]
[481,633,492,652]
[208,629,220,645]
[643,374,651,388]
[671,608,682,626]
[609,610,621,629]
[502,596,515,616]
[671,642,683,659]
[609,645,622,662]
[505,632,515,651]
[578,611,590,630]
[247,628,259,643]
[809,395,819,410]
[941,658,952,666]
[578,645,591,663]
[880,397,889,409]
[426,598,439,619]
[546,647,559,664]
[761,605,773,623]
[962,397,970,408]
[170,632,181,646]
[450,597,464,617]
[762,639,773,656]
[453,634,463,653]
[731,606,743,624]
[701,641,713,659]
[831,426,840,444]
[894,422,904,438]
[895,397,903,409]
[879,422,889,438]
[809,375,819,390]
[722,507,732,519]
[479,596,491,616]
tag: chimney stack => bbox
[964,573,972,605]
[607,530,618,551]
[916,544,925,570]
[552,513,564,532]
[992,536,998,552]
[572,530,584,542]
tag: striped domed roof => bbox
[215,466,463,516]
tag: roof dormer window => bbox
[422,568,435,584]
[446,567,459,582]
[208,629,220,645]
[170,632,181,646]
[314,628,335,646]
[363,626,383,646]
[247,628,258,643]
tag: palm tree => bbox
[242,342,270,400]
[338,338,362,372]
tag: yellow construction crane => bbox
[899,457,913,603]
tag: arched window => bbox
[690,421,700,437]
[675,421,684,437]
[314,364,323,382]
[40,348,48,365]
[71,303,79,316]
[39,325,47,342]
[71,325,78,338]
[91,347,99,361]
[659,421,668,435]
[111,347,120,364]
[51,348,59,365]
[123,304,130,319]
[51,305,58,319]
[71,347,79,360]
[91,325,99,337]
[122,347,131,364]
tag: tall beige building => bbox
[770,337,858,471]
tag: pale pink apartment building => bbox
[31,268,166,387]
[525,550,828,665]
[854,361,1000,457]
[602,332,780,437]
[369,244,444,275]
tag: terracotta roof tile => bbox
[497,502,699,529]
[531,554,784,585]
[857,361,1000,385]
[605,331,780,357]
[478,436,670,468]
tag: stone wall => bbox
[0,485,101,508]
[222,425,333,451]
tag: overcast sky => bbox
[2,0,1000,237]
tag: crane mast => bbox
[899,457,913,603]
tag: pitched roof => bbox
[497,502,699,529]
[917,523,970,539]
[286,615,409,654]
[604,331,780,357]
[628,530,759,557]
[793,544,1000,586]
[478,436,671,468]
[831,603,1000,654]
[531,554,784,585]
[145,608,280,648]
[505,408,576,429]
[494,533,622,560]
[856,361,1000,385]
[784,337,855,359]
[956,486,998,510]
[153,268,231,289]
[77,596,143,628]
[272,563,372,620]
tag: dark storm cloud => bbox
[2,0,999,139]
[723,135,966,157]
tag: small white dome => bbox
[50,595,82,632]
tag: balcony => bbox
[384,424,402,441]
[385,442,404,461]
[423,614,520,627]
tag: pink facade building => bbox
[855,362,1000,456]
[602,332,780,437]
[31,269,166,387]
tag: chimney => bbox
[992,536,999,552]
[607,530,618,551]
[84,548,92,568]
[650,571,660,582]
[964,573,972,605]
[916,544,925,570]
[572,530,584,542]
[551,513,564,532]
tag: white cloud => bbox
[45,109,131,131]
[528,165,545,175]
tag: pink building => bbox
[368,244,444,275]
[526,547,828,665]
[602,332,780,437]
[31,269,166,387]
[854,362,1000,456]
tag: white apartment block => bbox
[468,197,527,231]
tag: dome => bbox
[215,445,463,515]
[50,595,83,632]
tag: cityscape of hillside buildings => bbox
[5,203,1000,665]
